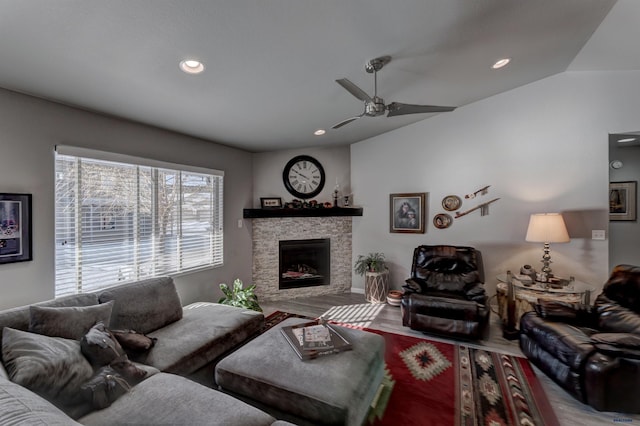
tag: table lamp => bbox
[525,213,570,279]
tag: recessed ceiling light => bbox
[179,59,205,74]
[314,129,326,136]
[618,137,637,143]
[492,58,511,69]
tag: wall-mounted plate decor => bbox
[433,213,453,229]
[442,195,461,211]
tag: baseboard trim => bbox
[350,287,365,294]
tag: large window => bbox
[54,146,223,296]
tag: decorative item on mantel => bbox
[354,252,389,304]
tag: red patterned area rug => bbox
[264,312,559,426]
[365,329,559,426]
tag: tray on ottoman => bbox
[215,317,385,426]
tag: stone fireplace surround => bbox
[251,216,352,301]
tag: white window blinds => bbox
[54,146,224,296]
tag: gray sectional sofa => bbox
[0,276,294,425]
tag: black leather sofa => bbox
[519,264,640,413]
[400,245,490,340]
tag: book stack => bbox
[281,321,352,360]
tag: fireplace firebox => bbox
[279,238,330,289]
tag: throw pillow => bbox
[29,301,114,340]
[80,321,125,367]
[80,366,131,409]
[1,327,93,406]
[111,329,157,353]
[109,354,148,381]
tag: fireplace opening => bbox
[279,238,330,289]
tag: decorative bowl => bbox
[387,290,403,306]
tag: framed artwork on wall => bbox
[390,192,427,233]
[609,181,637,221]
[0,193,33,264]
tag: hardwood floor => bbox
[261,292,640,426]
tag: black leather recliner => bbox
[519,264,640,413]
[400,245,490,340]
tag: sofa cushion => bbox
[29,301,114,340]
[0,376,82,426]
[77,373,277,426]
[98,276,183,334]
[140,303,264,376]
[1,327,94,406]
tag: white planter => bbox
[364,270,389,304]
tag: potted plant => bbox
[354,253,389,304]
[218,279,263,312]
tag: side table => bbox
[495,275,594,330]
[364,270,389,304]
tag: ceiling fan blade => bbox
[336,79,373,103]
[331,114,363,129]
[386,102,456,117]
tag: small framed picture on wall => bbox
[0,193,33,264]
[609,181,637,221]
[390,193,427,233]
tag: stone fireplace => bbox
[251,216,352,301]
[279,238,330,289]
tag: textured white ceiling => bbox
[0,0,632,152]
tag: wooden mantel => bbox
[243,207,363,219]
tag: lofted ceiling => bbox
[1,0,637,153]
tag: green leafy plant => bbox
[218,279,262,312]
[354,252,386,276]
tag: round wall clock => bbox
[282,155,326,199]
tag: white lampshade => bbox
[525,213,570,243]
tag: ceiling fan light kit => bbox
[332,55,456,129]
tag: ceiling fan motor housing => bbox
[365,96,386,116]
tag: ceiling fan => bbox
[332,55,456,129]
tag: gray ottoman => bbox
[215,317,385,426]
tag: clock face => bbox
[282,155,325,199]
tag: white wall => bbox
[252,146,350,208]
[352,70,640,296]
[0,88,254,310]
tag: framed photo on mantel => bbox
[0,193,33,264]
[390,192,427,234]
[260,197,283,209]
